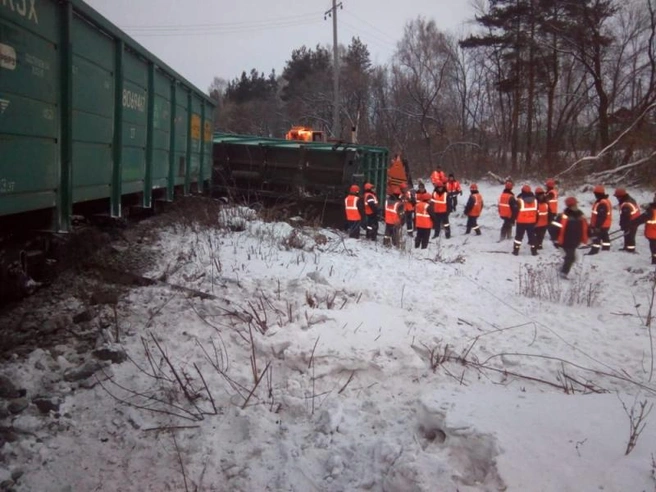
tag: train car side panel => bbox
[0,0,59,215]
[70,15,114,203]
[151,69,171,191]
[120,49,148,195]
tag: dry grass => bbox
[518,260,602,307]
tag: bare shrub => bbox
[518,261,602,307]
[281,229,307,250]
[428,242,466,264]
[98,332,219,422]
[217,206,257,232]
[166,196,225,235]
[619,394,653,455]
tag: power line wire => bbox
[123,18,323,37]
[121,11,324,31]
[340,18,397,52]
[342,9,396,43]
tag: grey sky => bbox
[83,0,475,94]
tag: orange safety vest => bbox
[590,198,612,228]
[498,192,513,218]
[557,214,589,246]
[536,202,549,227]
[431,171,447,185]
[404,190,415,212]
[517,198,537,224]
[547,188,558,214]
[646,209,656,239]
[620,201,641,220]
[446,181,461,193]
[344,195,361,221]
[384,200,402,225]
[364,191,378,216]
[467,194,483,217]
[431,191,448,213]
[415,201,433,229]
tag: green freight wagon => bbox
[0,0,215,231]
[212,133,390,226]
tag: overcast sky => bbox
[83,0,476,94]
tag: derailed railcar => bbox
[0,0,215,231]
[212,134,390,226]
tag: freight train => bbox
[0,0,215,233]
[212,133,411,226]
[0,1,409,301]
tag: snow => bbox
[1,180,656,491]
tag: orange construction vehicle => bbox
[285,126,325,142]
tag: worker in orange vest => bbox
[430,181,451,239]
[631,193,656,264]
[400,183,416,236]
[463,183,483,235]
[363,182,379,241]
[383,186,404,247]
[498,180,518,242]
[512,185,539,256]
[414,192,435,249]
[587,185,612,255]
[344,184,364,239]
[545,178,559,223]
[614,188,641,252]
[430,167,447,187]
[549,196,589,279]
[533,187,550,250]
[446,174,463,213]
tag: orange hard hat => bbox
[470,183,478,191]
[565,196,577,207]
[349,184,360,194]
[364,182,374,191]
[593,185,605,194]
[614,187,627,197]
[535,187,545,194]
[504,180,513,189]
[546,178,555,188]
[521,184,531,193]
[400,183,408,190]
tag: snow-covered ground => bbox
[1,180,655,492]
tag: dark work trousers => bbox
[465,216,481,235]
[534,226,547,249]
[513,223,537,255]
[622,227,637,252]
[650,239,656,264]
[383,224,401,247]
[345,220,361,239]
[500,218,513,241]
[448,195,458,213]
[415,228,431,249]
[365,215,378,241]
[562,247,577,274]
[589,228,610,254]
[432,213,451,238]
[405,211,414,233]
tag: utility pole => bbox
[325,1,342,139]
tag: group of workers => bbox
[344,172,656,275]
[497,179,656,276]
[344,172,482,250]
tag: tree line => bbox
[209,0,656,183]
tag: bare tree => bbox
[392,17,457,171]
